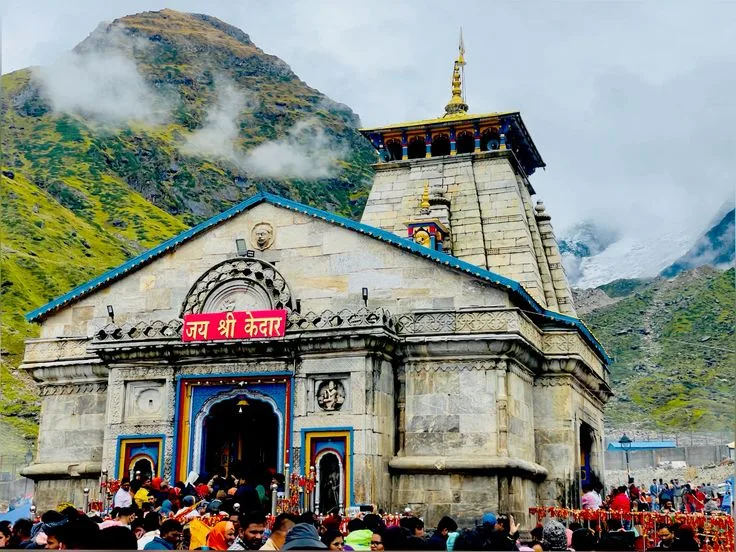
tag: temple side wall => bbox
[394,357,544,527]
[34,478,100,513]
[37,391,106,464]
[533,375,606,508]
[391,473,538,528]
[293,354,395,508]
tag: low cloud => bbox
[34,25,169,124]
[181,78,344,179]
[180,79,252,164]
[242,119,343,179]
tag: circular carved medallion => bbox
[316,380,346,411]
[135,388,162,415]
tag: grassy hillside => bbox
[582,267,735,433]
[0,9,376,443]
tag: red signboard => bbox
[182,310,287,342]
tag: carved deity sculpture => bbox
[317,380,345,411]
[251,222,274,250]
[413,229,431,247]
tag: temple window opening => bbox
[407,136,425,159]
[386,139,403,161]
[430,133,451,157]
[456,131,474,154]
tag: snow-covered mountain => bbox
[559,203,733,288]
[660,207,735,278]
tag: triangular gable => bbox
[25,192,609,363]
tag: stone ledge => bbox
[21,461,101,480]
[389,455,547,479]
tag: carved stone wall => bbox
[391,472,538,528]
[533,373,606,509]
[403,360,502,459]
[293,353,395,507]
[101,366,176,479]
[181,258,294,316]
[24,198,608,516]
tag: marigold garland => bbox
[528,507,734,552]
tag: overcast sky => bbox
[2,1,734,236]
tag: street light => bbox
[619,434,633,482]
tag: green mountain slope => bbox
[0,9,376,443]
[581,267,735,433]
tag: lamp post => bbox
[618,434,632,483]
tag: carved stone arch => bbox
[180,258,294,317]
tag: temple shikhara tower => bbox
[360,37,574,315]
[21,36,611,525]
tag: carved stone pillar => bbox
[495,360,509,456]
[396,365,406,456]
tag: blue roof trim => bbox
[608,441,677,450]
[25,193,270,323]
[26,191,610,364]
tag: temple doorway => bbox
[316,452,342,514]
[203,396,279,485]
[580,422,600,491]
[131,458,154,482]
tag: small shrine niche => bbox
[406,183,450,252]
[407,220,449,252]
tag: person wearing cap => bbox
[281,523,327,551]
[542,520,570,551]
[207,499,224,516]
[174,495,199,521]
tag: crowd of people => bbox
[581,478,733,515]
[0,469,730,551]
[0,502,714,552]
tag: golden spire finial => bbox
[444,28,468,117]
[420,182,430,210]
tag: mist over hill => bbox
[0,9,376,442]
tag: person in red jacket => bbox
[693,487,707,512]
[610,486,632,512]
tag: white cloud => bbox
[181,79,343,179]
[242,119,344,179]
[3,0,736,233]
[33,26,169,124]
[180,79,252,165]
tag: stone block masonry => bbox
[362,151,574,313]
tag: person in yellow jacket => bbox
[134,478,153,508]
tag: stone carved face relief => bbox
[251,222,274,250]
[316,380,346,411]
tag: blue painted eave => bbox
[25,191,610,365]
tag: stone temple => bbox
[21,42,612,525]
